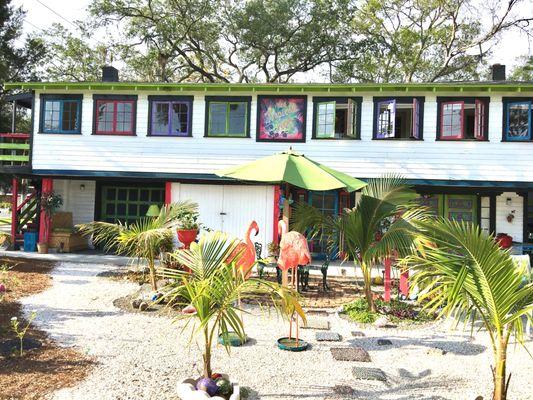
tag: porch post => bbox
[11,178,18,242]
[38,178,53,243]
[273,186,281,243]
[164,182,172,205]
[399,269,409,298]
[384,257,392,302]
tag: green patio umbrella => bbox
[215,149,366,192]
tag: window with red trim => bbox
[439,98,487,140]
[95,100,135,135]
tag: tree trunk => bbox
[492,334,509,400]
[148,252,158,291]
[203,326,212,378]
[361,261,376,312]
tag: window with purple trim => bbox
[95,99,135,135]
[150,99,191,136]
[374,97,423,139]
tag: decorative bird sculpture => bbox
[227,220,259,278]
[277,219,311,344]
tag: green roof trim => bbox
[3,81,533,93]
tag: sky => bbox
[12,0,533,81]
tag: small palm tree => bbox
[403,218,533,400]
[78,201,197,291]
[160,231,305,378]
[292,176,425,311]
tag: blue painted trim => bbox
[40,98,82,134]
[505,101,532,141]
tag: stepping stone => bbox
[331,347,371,362]
[352,366,387,382]
[316,332,342,342]
[351,331,365,337]
[377,339,392,346]
[302,317,330,330]
[332,385,355,396]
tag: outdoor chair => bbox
[48,211,88,253]
[255,242,282,283]
[298,254,330,292]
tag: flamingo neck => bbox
[245,224,256,249]
[279,220,287,237]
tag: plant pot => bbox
[177,229,198,250]
[218,331,247,347]
[277,337,308,352]
[177,375,240,400]
[37,242,48,254]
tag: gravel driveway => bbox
[20,262,533,400]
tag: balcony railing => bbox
[0,133,30,167]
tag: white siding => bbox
[495,192,524,241]
[31,90,533,183]
[52,179,96,225]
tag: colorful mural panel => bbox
[257,96,306,142]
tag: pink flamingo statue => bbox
[277,220,311,344]
[227,221,259,278]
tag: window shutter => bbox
[347,99,355,138]
[411,98,420,139]
[474,99,485,140]
[376,100,395,138]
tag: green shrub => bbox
[342,298,434,324]
[0,202,11,210]
[342,298,378,323]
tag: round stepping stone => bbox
[352,366,387,382]
[330,346,371,362]
[316,332,342,342]
[302,317,330,330]
[377,339,392,346]
[351,331,365,337]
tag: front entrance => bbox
[308,191,338,259]
[418,194,478,223]
[100,184,165,224]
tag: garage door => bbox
[100,184,165,224]
[172,183,274,253]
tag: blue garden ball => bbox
[196,377,218,396]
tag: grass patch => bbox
[342,298,435,324]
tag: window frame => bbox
[372,96,425,140]
[436,97,490,141]
[502,97,532,142]
[312,96,362,140]
[39,94,83,134]
[147,95,193,137]
[92,94,137,136]
[204,96,251,138]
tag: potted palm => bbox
[78,201,198,291]
[160,231,305,399]
[176,210,200,249]
[38,191,63,254]
[403,219,533,400]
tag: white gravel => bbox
[20,261,533,400]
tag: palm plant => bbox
[78,201,197,291]
[160,231,305,378]
[292,176,426,311]
[402,218,533,400]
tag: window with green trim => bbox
[313,97,361,139]
[100,186,164,224]
[205,98,250,137]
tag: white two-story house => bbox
[2,65,532,258]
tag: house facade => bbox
[2,66,533,257]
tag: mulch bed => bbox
[0,257,94,400]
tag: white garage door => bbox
[171,183,274,254]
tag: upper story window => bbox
[503,98,532,141]
[436,97,489,141]
[373,97,424,140]
[148,96,193,137]
[93,95,137,136]
[205,96,251,138]
[40,94,82,134]
[312,97,361,140]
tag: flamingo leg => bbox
[289,313,293,340]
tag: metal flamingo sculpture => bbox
[227,220,259,278]
[277,220,311,343]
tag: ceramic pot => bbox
[177,229,198,249]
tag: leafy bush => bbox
[0,201,11,210]
[342,298,434,324]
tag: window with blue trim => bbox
[40,97,82,134]
[504,100,532,141]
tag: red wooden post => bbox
[384,257,392,302]
[11,178,18,242]
[273,186,281,243]
[164,181,172,205]
[400,268,409,298]
[38,178,53,244]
